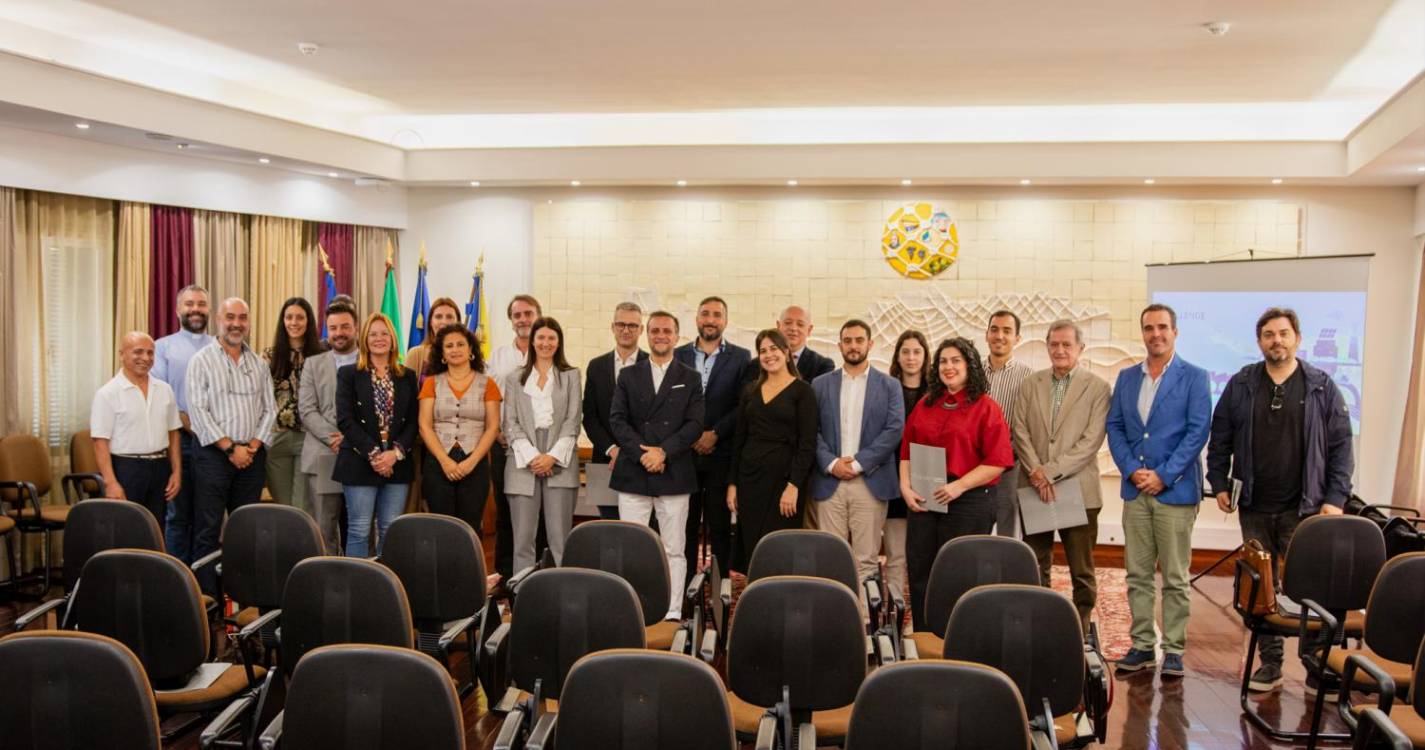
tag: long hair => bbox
[424,297,463,342]
[888,329,931,384]
[923,336,989,405]
[751,328,799,388]
[429,325,485,375]
[356,312,406,376]
[270,297,325,381]
[519,317,573,384]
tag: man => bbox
[985,309,1033,538]
[609,311,705,620]
[1010,319,1111,634]
[487,294,543,588]
[186,298,277,593]
[298,298,359,554]
[151,284,214,562]
[778,305,835,381]
[90,332,182,530]
[810,319,904,598]
[675,296,751,581]
[583,302,649,520]
[1208,306,1353,693]
[1106,304,1212,678]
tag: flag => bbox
[319,244,338,339]
[465,251,491,360]
[379,240,404,363]
[407,243,431,350]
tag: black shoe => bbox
[1248,663,1283,692]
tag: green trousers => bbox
[264,428,308,511]
[1123,494,1198,654]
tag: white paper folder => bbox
[1017,476,1089,535]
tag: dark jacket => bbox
[608,359,705,496]
[796,348,837,382]
[674,340,751,463]
[1206,359,1353,515]
[334,364,419,485]
[582,349,649,464]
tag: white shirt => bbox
[613,349,641,383]
[91,372,181,455]
[511,368,576,469]
[488,343,528,396]
[1138,355,1174,424]
[332,350,358,369]
[827,368,869,475]
[649,358,673,393]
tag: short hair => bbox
[1045,319,1083,345]
[1256,307,1301,338]
[647,310,679,332]
[176,284,208,304]
[698,296,728,311]
[613,301,643,316]
[328,293,356,309]
[840,319,872,338]
[325,298,357,322]
[1140,303,1178,329]
[506,294,542,319]
[987,309,1021,335]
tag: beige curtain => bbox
[248,215,312,354]
[1393,240,1425,513]
[114,202,151,367]
[354,225,400,320]
[193,209,250,318]
[0,187,34,438]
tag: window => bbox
[33,238,113,450]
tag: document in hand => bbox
[910,443,949,514]
[1017,477,1089,535]
[584,462,618,507]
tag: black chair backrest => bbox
[555,649,735,750]
[62,499,164,591]
[1383,517,1425,559]
[222,503,326,610]
[726,575,865,712]
[925,535,1040,637]
[943,584,1084,719]
[382,513,487,626]
[1415,638,1425,717]
[1363,552,1425,663]
[562,520,669,627]
[0,630,161,750]
[281,644,465,750]
[746,529,859,594]
[1282,515,1385,612]
[280,557,414,672]
[70,549,208,686]
[508,567,646,700]
[844,660,1031,750]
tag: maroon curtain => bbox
[149,205,195,337]
[317,223,355,315]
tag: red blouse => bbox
[899,389,1015,485]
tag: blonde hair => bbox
[356,312,407,376]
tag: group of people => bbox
[89,284,1353,691]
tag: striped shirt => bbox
[186,341,277,447]
[986,357,1033,426]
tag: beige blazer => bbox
[1010,368,1111,510]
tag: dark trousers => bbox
[111,455,170,536]
[906,486,996,631]
[685,457,733,584]
[193,445,266,594]
[1240,507,1304,665]
[422,446,491,536]
[1025,507,1101,632]
[164,431,199,562]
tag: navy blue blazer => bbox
[809,368,905,501]
[674,340,751,462]
[608,359,706,496]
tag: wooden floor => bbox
[2,572,1357,750]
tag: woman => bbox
[883,329,930,605]
[899,336,1014,630]
[263,297,325,510]
[418,324,501,534]
[501,317,581,573]
[404,297,463,380]
[726,329,818,569]
[335,313,419,557]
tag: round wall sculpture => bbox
[881,202,959,279]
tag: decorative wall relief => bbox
[881,202,959,279]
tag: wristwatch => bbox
[223,443,236,456]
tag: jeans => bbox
[193,445,267,593]
[343,483,409,558]
[1239,506,1304,665]
[164,431,200,562]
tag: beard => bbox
[842,350,866,365]
[1264,347,1292,364]
[182,312,209,334]
[329,335,354,353]
[699,326,723,342]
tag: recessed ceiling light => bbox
[546,199,553,204]
[1271,178,1283,185]
[469,180,480,187]
[787,180,798,186]
[676,180,687,187]
[258,157,270,164]
[74,122,90,130]
[176,143,189,149]
[1019,179,1032,186]
[570,180,581,187]
[1417,166,1425,173]
[1143,178,1156,185]
[298,42,320,56]
[1202,21,1231,36]
[900,179,912,186]
[327,172,339,178]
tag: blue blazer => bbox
[1105,356,1213,506]
[674,341,751,462]
[810,368,905,502]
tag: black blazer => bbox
[334,364,419,485]
[673,341,751,462]
[796,348,837,382]
[582,349,649,464]
[608,359,705,496]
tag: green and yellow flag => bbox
[379,239,404,363]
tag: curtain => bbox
[317,222,355,316]
[249,215,311,354]
[354,225,400,320]
[149,205,195,337]
[1393,240,1425,513]
[114,202,151,366]
[193,209,250,319]
[0,187,33,438]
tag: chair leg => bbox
[1238,628,1352,742]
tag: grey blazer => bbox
[298,351,342,494]
[501,366,583,496]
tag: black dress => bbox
[728,378,818,569]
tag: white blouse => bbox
[511,368,575,469]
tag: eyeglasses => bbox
[1270,384,1284,411]
[612,322,641,331]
